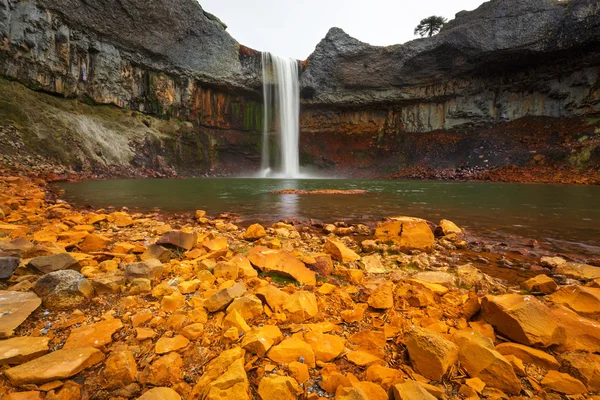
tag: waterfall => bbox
[261,52,300,178]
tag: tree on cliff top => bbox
[414,16,448,37]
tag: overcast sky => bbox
[200,0,487,60]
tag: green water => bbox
[58,178,600,257]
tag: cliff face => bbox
[298,0,600,179]
[0,0,264,175]
[0,0,599,180]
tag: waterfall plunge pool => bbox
[56,178,600,258]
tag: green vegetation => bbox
[414,16,448,37]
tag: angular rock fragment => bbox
[283,291,318,322]
[405,327,458,381]
[157,230,197,250]
[204,282,246,312]
[267,337,316,367]
[548,286,600,318]
[138,387,181,400]
[0,257,20,279]
[392,380,437,400]
[103,350,137,389]
[0,291,41,338]
[243,223,266,241]
[520,274,557,294]
[0,336,49,365]
[33,270,94,310]
[541,370,587,395]
[374,217,435,251]
[495,342,559,370]
[324,239,360,262]
[258,375,301,400]
[367,281,394,309]
[560,351,600,391]
[63,318,124,349]
[27,253,81,274]
[124,259,164,281]
[481,294,563,347]
[4,347,104,386]
[264,251,316,285]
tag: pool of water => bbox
[57,178,600,257]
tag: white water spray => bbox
[260,52,300,178]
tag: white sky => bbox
[200,0,487,60]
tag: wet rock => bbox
[560,351,600,391]
[367,281,394,309]
[520,274,558,294]
[304,331,346,362]
[204,282,246,312]
[0,291,41,338]
[63,318,123,349]
[541,370,587,395]
[243,223,266,241]
[554,262,600,281]
[155,334,190,354]
[267,337,316,367]
[0,257,19,279]
[33,270,94,310]
[138,387,181,400]
[435,219,462,237]
[0,336,49,365]
[453,330,522,395]
[4,347,104,386]
[104,350,137,389]
[481,294,563,347]
[124,259,164,281]
[548,286,600,318]
[157,230,198,251]
[264,251,316,285]
[495,342,559,369]
[324,239,360,262]
[257,375,301,400]
[392,380,437,400]
[27,253,81,274]
[283,291,318,322]
[79,233,111,252]
[374,217,435,252]
[405,326,458,381]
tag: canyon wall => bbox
[0,0,599,181]
[299,0,600,180]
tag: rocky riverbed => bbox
[1,172,600,399]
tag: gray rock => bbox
[0,257,19,279]
[27,253,81,274]
[33,270,94,310]
[124,259,164,281]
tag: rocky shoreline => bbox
[1,172,600,399]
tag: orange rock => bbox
[138,387,181,400]
[346,350,386,367]
[213,262,239,280]
[560,351,600,391]
[243,223,267,241]
[520,274,558,294]
[162,291,187,312]
[144,352,183,386]
[0,336,49,365]
[79,233,111,252]
[263,251,316,285]
[155,335,190,354]
[157,230,198,251]
[288,361,309,384]
[3,392,43,400]
[541,370,587,395]
[366,365,404,390]
[267,337,316,367]
[103,350,137,389]
[283,291,318,323]
[226,295,263,320]
[551,305,600,352]
[495,342,559,370]
[548,286,600,318]
[257,375,301,400]
[341,303,369,323]
[436,219,462,236]
[481,294,563,347]
[109,212,134,227]
[242,325,282,357]
[324,239,360,262]
[405,327,458,381]
[368,281,395,309]
[223,310,250,334]
[4,347,104,386]
[136,327,158,340]
[204,282,246,312]
[453,330,521,395]
[63,318,123,349]
[256,285,290,312]
[374,217,435,252]
[392,380,437,400]
[304,331,346,362]
[181,323,204,340]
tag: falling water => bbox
[261,52,300,178]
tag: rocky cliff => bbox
[299,0,600,181]
[0,0,264,176]
[0,0,599,181]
